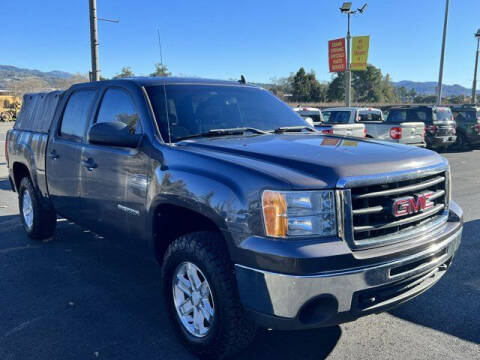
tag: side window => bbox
[60,90,96,140]
[96,88,141,134]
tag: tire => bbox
[162,231,256,359]
[18,177,57,240]
[453,132,469,151]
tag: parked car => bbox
[293,106,324,125]
[6,78,463,359]
[387,106,456,150]
[450,105,480,149]
[321,107,425,146]
[319,107,366,137]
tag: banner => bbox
[351,36,370,71]
[328,38,346,72]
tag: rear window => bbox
[452,110,476,123]
[323,111,351,124]
[358,110,383,122]
[387,108,432,124]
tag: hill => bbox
[0,65,74,89]
[392,80,479,97]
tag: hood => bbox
[177,134,446,188]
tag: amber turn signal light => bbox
[262,190,288,237]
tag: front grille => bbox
[436,126,455,136]
[346,170,448,249]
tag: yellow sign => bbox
[351,36,370,71]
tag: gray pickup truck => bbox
[6,78,463,359]
[322,107,426,146]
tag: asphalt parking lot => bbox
[0,122,479,360]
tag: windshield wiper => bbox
[175,127,268,141]
[271,126,317,134]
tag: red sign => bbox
[328,38,346,72]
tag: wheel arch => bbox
[151,200,230,264]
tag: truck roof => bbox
[322,107,382,111]
[71,77,258,89]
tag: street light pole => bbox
[346,12,352,107]
[88,0,100,82]
[340,2,367,107]
[436,0,450,106]
[472,29,480,105]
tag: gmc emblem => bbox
[392,192,435,217]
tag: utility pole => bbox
[89,0,100,82]
[346,12,352,107]
[472,29,480,104]
[436,0,450,106]
[340,2,367,107]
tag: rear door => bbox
[80,86,150,238]
[46,89,96,221]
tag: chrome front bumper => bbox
[235,224,462,329]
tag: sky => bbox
[2,0,480,87]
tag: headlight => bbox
[262,190,337,238]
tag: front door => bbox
[46,89,96,222]
[80,87,149,238]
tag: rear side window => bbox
[60,90,96,140]
[96,88,142,134]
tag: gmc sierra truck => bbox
[6,78,463,359]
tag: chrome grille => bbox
[339,165,449,250]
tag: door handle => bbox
[48,150,59,160]
[82,158,97,171]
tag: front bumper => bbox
[429,135,457,148]
[235,204,463,330]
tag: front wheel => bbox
[162,231,256,359]
[18,177,57,240]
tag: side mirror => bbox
[88,121,141,148]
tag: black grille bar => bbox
[353,204,445,233]
[352,176,445,200]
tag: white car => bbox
[293,106,324,126]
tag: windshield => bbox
[323,111,351,124]
[434,109,453,122]
[146,84,308,142]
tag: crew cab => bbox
[6,78,463,359]
[322,107,425,146]
[450,105,480,150]
[387,106,456,150]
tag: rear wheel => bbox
[162,231,256,359]
[18,177,57,240]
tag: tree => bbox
[327,64,397,103]
[114,67,135,78]
[327,72,346,102]
[150,63,171,77]
[291,68,327,102]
